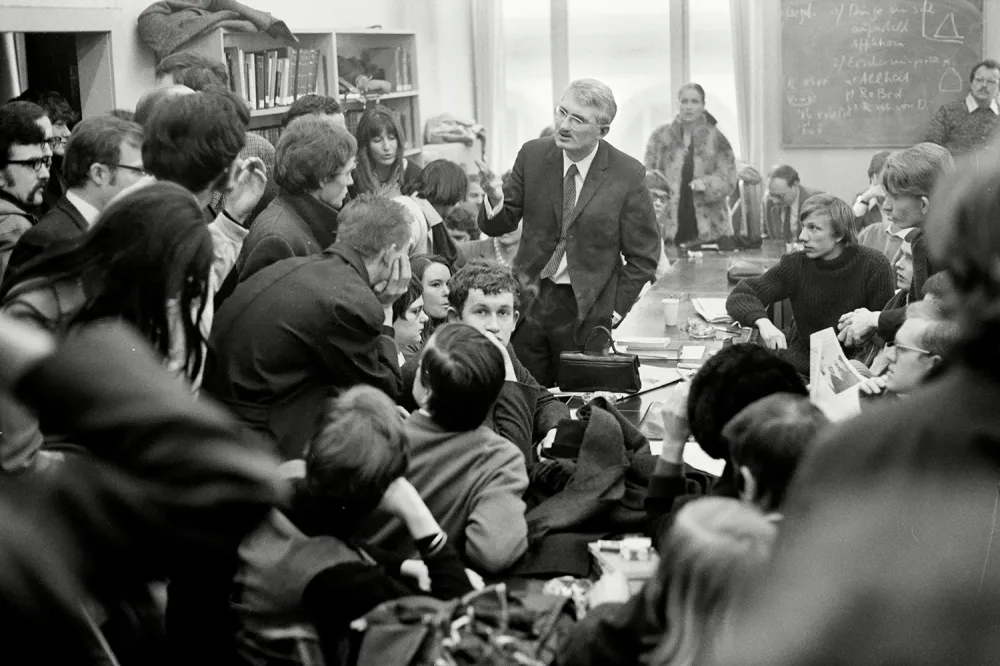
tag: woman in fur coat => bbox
[644,83,737,246]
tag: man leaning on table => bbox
[477,78,661,387]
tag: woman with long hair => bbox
[409,254,451,342]
[558,497,776,666]
[0,181,214,472]
[645,83,738,248]
[351,105,422,199]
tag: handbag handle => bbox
[581,325,625,355]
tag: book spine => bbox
[276,47,291,106]
[307,49,320,95]
[237,48,248,106]
[291,48,302,101]
[247,52,258,110]
[255,51,266,110]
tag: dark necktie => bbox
[540,163,579,280]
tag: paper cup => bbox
[662,298,680,327]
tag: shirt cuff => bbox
[484,195,504,219]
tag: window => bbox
[688,0,742,157]
[501,0,553,173]
[567,0,672,162]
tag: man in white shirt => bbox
[8,115,147,272]
[475,78,660,387]
[927,59,1000,158]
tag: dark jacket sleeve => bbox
[321,297,403,401]
[302,542,472,644]
[479,144,526,238]
[511,346,568,438]
[614,163,661,317]
[239,235,297,282]
[726,254,797,326]
[14,322,282,585]
[557,581,666,666]
[429,223,465,271]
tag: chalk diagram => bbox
[923,0,965,44]
[939,67,964,92]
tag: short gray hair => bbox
[565,78,617,125]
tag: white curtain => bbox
[471,0,507,172]
[729,0,766,170]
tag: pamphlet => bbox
[691,298,733,324]
[809,327,862,421]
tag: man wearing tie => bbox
[477,78,661,387]
[763,164,823,246]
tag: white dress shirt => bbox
[64,189,101,227]
[966,93,1000,115]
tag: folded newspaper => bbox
[809,328,862,421]
[691,298,733,324]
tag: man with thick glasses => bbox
[0,103,50,280]
[7,115,147,273]
[927,59,1000,158]
[476,78,660,387]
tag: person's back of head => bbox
[155,51,228,90]
[447,260,520,314]
[405,159,468,209]
[133,85,195,127]
[443,203,479,241]
[142,90,246,195]
[275,115,357,196]
[722,394,829,512]
[650,497,776,666]
[413,322,505,432]
[881,142,954,199]
[335,194,411,261]
[282,94,344,129]
[3,181,212,377]
[926,154,1000,374]
[62,114,144,192]
[304,385,408,531]
[688,344,807,461]
[867,150,892,182]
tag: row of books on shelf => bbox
[224,46,324,111]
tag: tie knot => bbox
[566,164,579,179]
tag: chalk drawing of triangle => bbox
[934,13,963,40]
[940,68,963,93]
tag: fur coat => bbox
[644,113,737,243]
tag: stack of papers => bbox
[691,298,733,324]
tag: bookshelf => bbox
[0,8,116,118]
[182,27,422,158]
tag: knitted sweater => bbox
[926,99,1000,157]
[726,245,894,374]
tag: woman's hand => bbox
[690,179,707,192]
[658,384,691,464]
[224,157,268,225]
[756,318,787,351]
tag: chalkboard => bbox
[782,0,984,148]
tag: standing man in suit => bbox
[8,115,146,273]
[477,78,661,387]
[764,164,823,245]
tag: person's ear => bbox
[512,309,520,326]
[89,163,111,187]
[920,195,930,214]
[739,465,757,505]
[598,124,611,139]
[446,306,461,323]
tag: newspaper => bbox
[809,327,862,421]
[691,298,733,324]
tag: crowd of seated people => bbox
[1,48,999,666]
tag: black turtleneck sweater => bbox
[726,245,894,374]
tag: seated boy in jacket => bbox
[399,261,569,466]
[362,322,529,575]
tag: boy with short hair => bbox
[362,322,529,574]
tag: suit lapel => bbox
[61,197,89,233]
[565,142,608,230]
[546,144,563,223]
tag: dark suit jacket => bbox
[202,244,402,459]
[764,184,824,242]
[234,189,339,283]
[478,138,660,324]
[7,195,89,275]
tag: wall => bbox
[756,0,1000,202]
[103,0,474,127]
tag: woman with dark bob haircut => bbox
[351,105,422,199]
[0,181,214,472]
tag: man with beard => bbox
[0,103,50,280]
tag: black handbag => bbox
[557,326,641,393]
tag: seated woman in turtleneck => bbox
[726,194,894,375]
